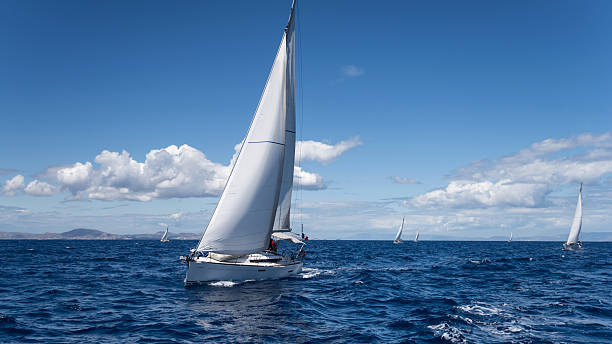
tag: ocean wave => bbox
[427,322,467,343]
[300,267,335,279]
[207,279,256,287]
[457,303,503,316]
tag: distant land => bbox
[0,228,200,240]
[0,229,610,241]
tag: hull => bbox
[393,240,403,244]
[563,242,582,250]
[185,257,303,285]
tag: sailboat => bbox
[160,226,170,242]
[563,183,583,250]
[394,217,404,244]
[508,232,512,243]
[414,231,419,243]
[181,1,304,284]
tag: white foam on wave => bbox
[457,303,503,316]
[427,322,467,343]
[449,314,473,324]
[300,268,334,279]
[508,325,522,333]
[208,280,239,287]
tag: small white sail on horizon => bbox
[508,232,512,242]
[414,231,419,243]
[160,227,170,242]
[564,183,583,248]
[394,217,404,244]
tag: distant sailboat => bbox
[564,183,583,249]
[160,227,170,242]
[394,217,404,244]
[508,232,512,243]
[181,1,304,284]
[414,231,419,243]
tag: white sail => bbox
[196,6,295,255]
[414,232,419,242]
[273,10,296,232]
[509,232,512,242]
[161,227,169,241]
[395,217,404,241]
[566,184,583,245]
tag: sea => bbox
[0,240,610,343]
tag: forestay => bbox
[196,6,296,255]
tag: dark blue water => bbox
[0,240,610,343]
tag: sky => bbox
[1,0,611,240]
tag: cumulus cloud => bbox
[2,174,24,196]
[296,137,362,164]
[24,180,58,196]
[294,166,325,190]
[412,180,550,208]
[29,137,357,201]
[40,145,228,202]
[391,176,421,184]
[411,132,612,209]
[342,65,365,77]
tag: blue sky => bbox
[1,0,611,239]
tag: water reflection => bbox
[185,280,310,342]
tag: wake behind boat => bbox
[563,183,583,250]
[181,1,304,285]
[394,217,404,244]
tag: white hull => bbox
[563,242,582,250]
[185,253,302,285]
[161,239,169,242]
[393,239,403,244]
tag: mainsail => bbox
[395,217,404,241]
[196,3,296,255]
[273,5,296,232]
[414,231,419,242]
[566,184,583,245]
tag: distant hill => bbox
[0,229,200,240]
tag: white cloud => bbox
[24,180,57,196]
[411,132,612,209]
[2,174,24,196]
[169,211,184,220]
[41,145,228,201]
[391,176,421,184]
[296,137,362,164]
[31,137,358,202]
[342,65,365,77]
[412,180,550,208]
[294,166,325,190]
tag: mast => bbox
[196,1,296,255]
